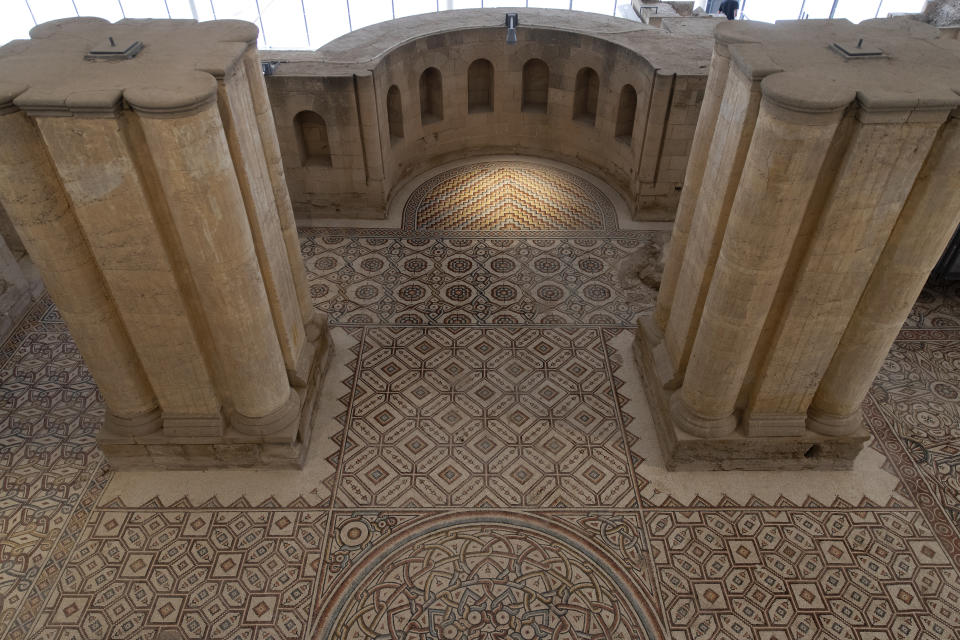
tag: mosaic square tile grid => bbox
[0,159,958,639]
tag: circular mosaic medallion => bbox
[535,284,565,303]
[490,284,518,302]
[316,516,658,640]
[398,284,428,303]
[488,257,518,274]
[444,284,474,302]
[313,256,336,271]
[582,283,613,302]
[358,257,386,274]
[577,257,605,274]
[400,256,430,274]
[347,282,382,302]
[532,257,562,275]
[446,257,474,274]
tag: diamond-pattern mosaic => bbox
[330,326,640,508]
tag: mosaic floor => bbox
[1,161,959,639]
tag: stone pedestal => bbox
[0,18,330,469]
[639,18,960,470]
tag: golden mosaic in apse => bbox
[404,161,616,231]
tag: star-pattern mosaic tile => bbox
[0,159,958,639]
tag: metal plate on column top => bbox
[831,41,885,58]
[85,39,144,60]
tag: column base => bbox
[635,316,868,471]
[98,316,334,470]
[806,407,863,436]
[102,407,163,437]
[669,393,737,438]
[231,389,301,438]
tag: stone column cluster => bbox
[0,18,330,469]
[637,18,960,470]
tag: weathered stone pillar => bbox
[240,47,319,336]
[636,18,960,470]
[655,39,731,331]
[743,106,943,432]
[661,59,762,383]
[671,82,848,439]
[131,87,300,435]
[0,17,331,469]
[809,109,960,435]
[34,112,223,434]
[0,96,162,435]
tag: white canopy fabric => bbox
[2,0,926,51]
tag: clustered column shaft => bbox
[638,19,960,470]
[0,18,331,469]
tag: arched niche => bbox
[294,110,331,166]
[616,84,637,141]
[522,58,549,113]
[420,67,444,125]
[387,85,404,142]
[468,58,494,113]
[573,67,599,125]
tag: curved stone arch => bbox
[313,511,665,640]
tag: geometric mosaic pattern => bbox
[0,298,106,638]
[327,327,641,508]
[905,282,960,329]
[301,235,664,325]
[29,507,327,640]
[313,513,660,640]
[872,337,960,532]
[403,161,616,231]
[0,159,959,639]
[647,509,960,640]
